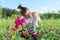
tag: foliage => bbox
[1,8,20,19]
[0,7,60,19]
[40,12,60,19]
[0,19,60,40]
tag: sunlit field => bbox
[0,19,60,40]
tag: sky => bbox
[0,0,60,13]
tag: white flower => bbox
[41,38,45,40]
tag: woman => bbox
[18,5,39,40]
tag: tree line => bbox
[1,8,20,19]
[40,11,60,19]
[0,8,60,19]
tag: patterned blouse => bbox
[20,16,37,34]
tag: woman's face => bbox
[24,10,31,18]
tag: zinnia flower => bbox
[45,29,51,34]
[22,31,29,36]
[15,17,25,30]
[48,29,51,32]
[17,16,20,19]
[20,18,25,24]
[34,33,40,37]
[12,27,18,31]
[15,17,20,26]
[57,31,60,34]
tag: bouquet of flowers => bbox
[12,16,25,31]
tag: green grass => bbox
[0,19,60,40]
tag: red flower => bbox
[12,27,18,31]
[34,33,40,37]
[22,31,29,36]
[48,29,51,32]
[17,16,20,19]
[45,29,51,34]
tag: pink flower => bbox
[20,18,25,24]
[15,16,25,25]
[14,16,25,30]
[15,25,19,29]
[15,18,20,25]
[57,31,60,34]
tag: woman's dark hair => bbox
[18,5,29,16]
